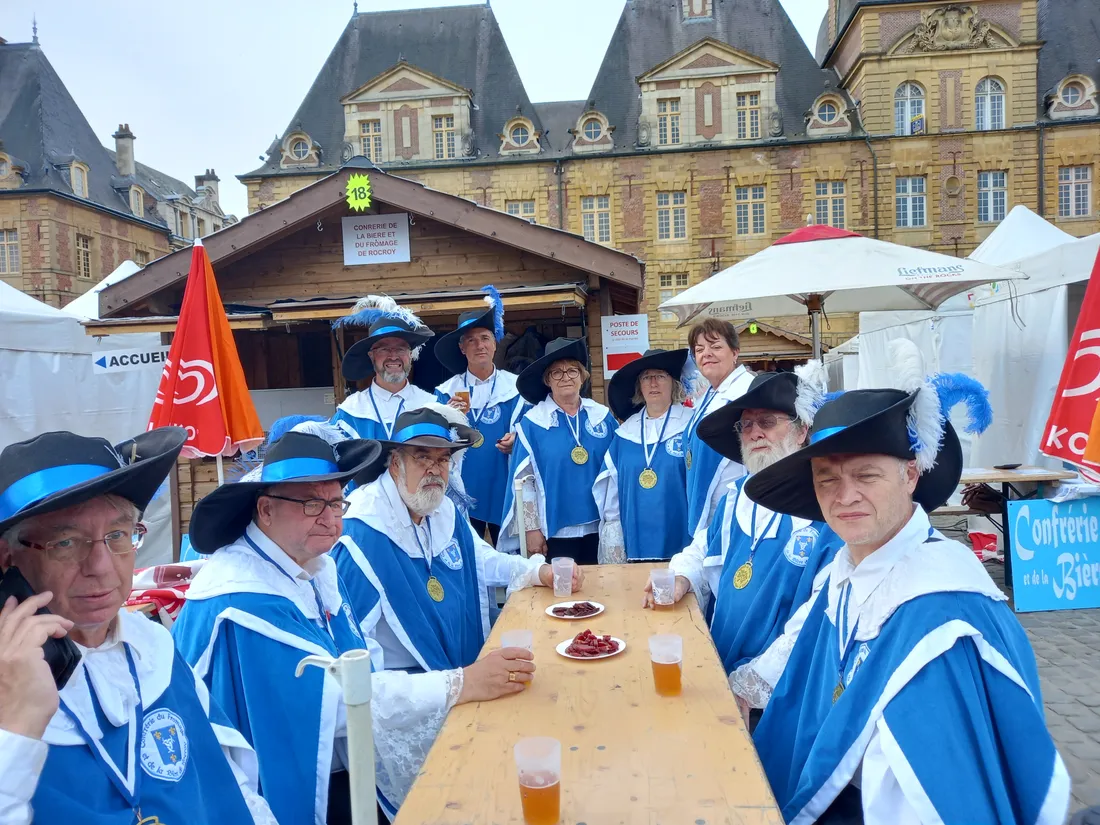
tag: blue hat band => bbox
[810,426,847,445]
[261,457,340,482]
[0,463,115,522]
[371,325,408,337]
[393,423,455,444]
[458,316,480,329]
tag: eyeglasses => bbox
[639,371,670,383]
[549,367,582,381]
[371,344,411,357]
[401,451,451,472]
[264,495,351,517]
[19,524,147,563]
[733,414,791,435]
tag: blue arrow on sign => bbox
[95,356,107,369]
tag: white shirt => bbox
[695,365,754,530]
[367,381,435,436]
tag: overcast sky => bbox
[0,0,827,219]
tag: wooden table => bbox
[394,563,783,825]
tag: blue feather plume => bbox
[332,306,388,330]
[267,415,327,446]
[332,294,424,331]
[482,285,505,341]
[931,373,993,435]
[823,390,846,404]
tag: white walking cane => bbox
[297,649,377,825]
[513,474,534,559]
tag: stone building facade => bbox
[239,0,1100,357]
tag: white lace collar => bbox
[524,396,611,431]
[615,403,692,445]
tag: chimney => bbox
[113,124,136,177]
[195,168,220,204]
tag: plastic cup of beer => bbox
[514,737,561,825]
[501,629,534,687]
[453,390,471,409]
[649,634,683,697]
[551,557,574,597]
[650,568,675,609]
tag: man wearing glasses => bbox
[0,428,277,824]
[655,370,842,730]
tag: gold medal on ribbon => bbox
[570,445,589,465]
[685,449,692,470]
[137,816,165,825]
[426,576,445,602]
[732,561,753,589]
[639,468,658,489]
[832,682,845,703]
[472,431,485,448]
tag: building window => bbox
[197,218,207,237]
[894,83,925,136]
[433,115,457,159]
[736,92,761,139]
[977,171,1007,223]
[0,158,9,178]
[1062,82,1084,106]
[134,249,149,265]
[76,234,93,279]
[505,200,536,222]
[583,118,602,141]
[0,229,20,274]
[975,78,1005,131]
[176,210,191,238]
[657,99,680,146]
[290,139,310,161]
[129,187,143,216]
[735,185,766,235]
[815,181,846,228]
[659,273,690,321]
[817,101,838,123]
[71,164,88,198]
[360,120,382,162]
[510,125,529,145]
[1059,166,1093,218]
[657,191,687,240]
[581,195,611,243]
[895,176,927,228]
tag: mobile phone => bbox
[994,463,1022,470]
[0,567,81,689]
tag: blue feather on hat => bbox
[332,294,425,331]
[266,415,328,446]
[931,373,993,435]
[482,285,505,341]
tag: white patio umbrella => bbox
[659,225,1024,358]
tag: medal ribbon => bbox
[684,387,717,444]
[244,535,332,637]
[410,517,434,577]
[641,406,673,470]
[369,384,406,439]
[58,645,143,812]
[744,499,780,566]
[465,370,499,428]
[562,408,586,452]
[835,581,860,691]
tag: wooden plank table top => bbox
[960,466,1077,485]
[394,563,783,825]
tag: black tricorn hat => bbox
[0,427,187,537]
[188,431,383,554]
[342,316,435,382]
[698,372,799,465]
[744,388,963,522]
[607,348,689,421]
[516,337,589,404]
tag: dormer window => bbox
[1049,75,1099,120]
[129,186,144,216]
[573,111,613,155]
[510,124,529,145]
[500,117,540,155]
[290,139,310,160]
[0,156,9,178]
[817,101,837,123]
[280,132,319,168]
[807,94,851,136]
[583,119,602,141]
[71,163,88,198]
[1062,82,1084,106]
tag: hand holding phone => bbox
[0,585,75,739]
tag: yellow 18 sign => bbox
[346,172,372,212]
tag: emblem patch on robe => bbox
[846,643,872,686]
[439,538,464,570]
[783,525,819,567]
[479,404,502,424]
[665,433,685,458]
[343,603,364,642]
[584,418,609,439]
[140,709,189,781]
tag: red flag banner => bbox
[1040,244,1100,482]
[148,240,263,459]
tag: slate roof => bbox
[532,100,586,153]
[584,0,835,147]
[242,4,549,178]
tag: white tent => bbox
[824,335,859,390]
[968,205,1076,268]
[62,259,141,322]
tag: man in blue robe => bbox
[334,406,582,675]
[434,286,524,544]
[744,345,1070,824]
[0,428,275,824]
[658,367,841,713]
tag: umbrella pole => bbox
[215,454,225,487]
[807,295,823,361]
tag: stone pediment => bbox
[341,61,471,104]
[637,38,778,83]
[889,4,1017,54]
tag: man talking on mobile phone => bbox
[0,428,277,825]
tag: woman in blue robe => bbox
[594,348,692,561]
[500,338,617,565]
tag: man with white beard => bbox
[649,369,842,727]
[333,406,582,680]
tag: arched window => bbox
[894,82,925,136]
[1061,81,1084,106]
[582,118,603,141]
[817,101,838,123]
[976,77,1005,130]
[290,139,310,160]
[510,124,530,145]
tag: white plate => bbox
[555,635,626,661]
[545,600,606,620]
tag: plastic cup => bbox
[514,737,561,825]
[551,557,574,597]
[649,634,683,697]
[501,629,534,687]
[650,568,675,609]
[453,390,471,408]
